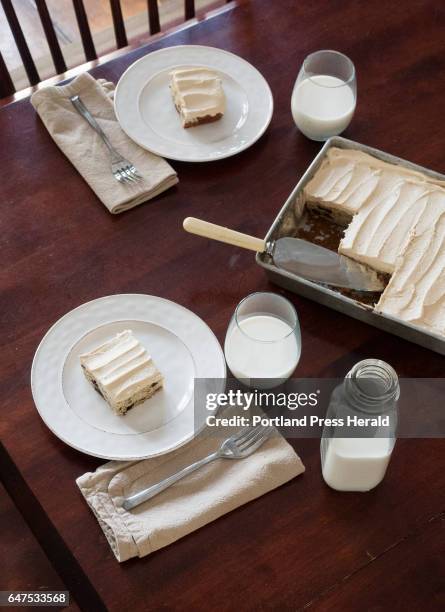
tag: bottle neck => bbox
[343,359,400,414]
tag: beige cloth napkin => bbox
[76,430,305,562]
[31,72,178,214]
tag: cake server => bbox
[183,217,384,292]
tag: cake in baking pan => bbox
[303,147,445,336]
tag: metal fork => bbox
[70,95,142,184]
[122,424,273,511]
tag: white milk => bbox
[224,314,300,387]
[321,436,394,492]
[291,74,356,141]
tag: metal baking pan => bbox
[256,136,445,355]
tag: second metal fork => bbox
[70,94,142,184]
[122,424,273,511]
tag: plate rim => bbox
[31,294,226,460]
[114,44,274,162]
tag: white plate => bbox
[31,294,226,460]
[114,45,273,162]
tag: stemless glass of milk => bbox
[224,292,301,389]
[291,50,356,141]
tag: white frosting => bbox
[170,67,225,127]
[339,180,432,273]
[80,330,163,408]
[305,156,381,214]
[377,204,445,334]
[305,147,445,216]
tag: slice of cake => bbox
[338,179,432,274]
[304,148,382,222]
[169,67,225,128]
[80,330,163,415]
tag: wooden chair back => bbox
[0,0,208,99]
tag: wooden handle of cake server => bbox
[183,217,266,253]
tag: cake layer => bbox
[376,201,445,335]
[170,67,225,128]
[80,330,163,414]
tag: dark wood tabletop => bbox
[1,1,444,610]
[0,483,79,611]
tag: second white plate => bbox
[115,45,273,162]
[31,294,226,460]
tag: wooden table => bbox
[1,1,444,609]
[0,483,79,610]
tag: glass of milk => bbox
[224,292,301,389]
[321,359,400,492]
[291,50,356,141]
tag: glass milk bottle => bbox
[321,359,399,492]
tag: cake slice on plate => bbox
[169,66,225,128]
[80,330,163,415]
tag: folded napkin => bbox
[31,72,178,214]
[77,429,305,562]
